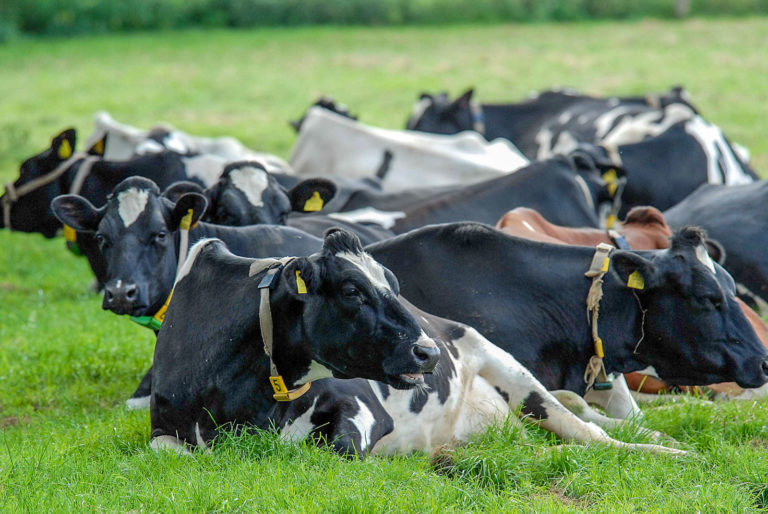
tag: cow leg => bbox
[125,366,152,410]
[457,328,685,455]
[581,374,642,419]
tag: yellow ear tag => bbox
[92,138,104,156]
[179,209,194,230]
[602,168,618,196]
[63,224,77,243]
[606,214,618,229]
[303,191,324,212]
[627,270,645,290]
[269,375,288,394]
[295,270,307,294]
[58,139,72,160]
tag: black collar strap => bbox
[584,243,615,391]
[251,257,313,402]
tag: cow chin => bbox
[384,372,426,390]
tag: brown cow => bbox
[495,206,768,399]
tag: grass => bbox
[1,18,768,511]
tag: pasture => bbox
[2,18,768,511]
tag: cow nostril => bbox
[124,284,138,301]
[105,289,114,303]
[762,359,768,377]
[411,344,440,373]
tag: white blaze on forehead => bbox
[350,398,376,452]
[229,166,270,207]
[117,187,150,227]
[280,397,318,442]
[696,244,716,274]
[336,251,392,292]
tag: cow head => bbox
[202,161,336,226]
[1,128,78,237]
[406,89,475,134]
[290,96,358,133]
[267,228,440,388]
[51,177,206,316]
[565,144,628,225]
[611,227,768,388]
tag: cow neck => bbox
[250,258,313,402]
[128,210,198,331]
[2,152,98,231]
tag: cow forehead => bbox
[116,187,151,227]
[336,251,391,290]
[228,166,270,207]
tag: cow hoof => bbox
[125,395,150,410]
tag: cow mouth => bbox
[384,372,425,390]
[399,372,424,385]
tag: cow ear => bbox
[281,258,320,300]
[86,133,106,156]
[163,181,206,204]
[288,179,337,213]
[168,192,207,230]
[704,238,726,265]
[611,251,659,292]
[51,194,104,232]
[52,129,77,161]
[450,88,474,112]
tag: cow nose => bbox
[411,343,440,374]
[103,281,139,313]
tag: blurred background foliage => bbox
[2,0,767,41]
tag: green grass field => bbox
[2,19,768,511]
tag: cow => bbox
[405,87,699,159]
[173,162,395,245]
[151,235,684,456]
[51,176,325,405]
[495,206,768,400]
[289,106,529,191]
[315,154,618,231]
[85,111,291,173]
[664,182,768,317]
[366,223,768,410]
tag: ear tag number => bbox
[58,139,72,159]
[627,271,645,290]
[270,375,288,394]
[303,191,324,212]
[296,270,307,294]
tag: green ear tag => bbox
[303,191,324,212]
[58,139,72,160]
[627,271,645,290]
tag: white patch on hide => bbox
[280,397,318,442]
[229,166,270,207]
[696,244,716,274]
[117,187,149,227]
[350,398,376,452]
[684,116,754,186]
[327,207,405,230]
[336,250,393,292]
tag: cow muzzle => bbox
[103,280,140,315]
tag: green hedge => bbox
[2,0,768,39]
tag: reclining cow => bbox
[664,182,768,321]
[289,106,529,191]
[405,86,699,159]
[168,162,395,245]
[51,176,326,405]
[366,222,768,420]
[152,233,684,456]
[495,206,768,401]
[85,111,291,173]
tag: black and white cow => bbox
[664,181,768,315]
[179,162,395,245]
[51,176,325,404]
[151,235,684,456]
[366,223,768,397]
[406,87,699,159]
[572,118,756,215]
[317,154,617,231]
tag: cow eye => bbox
[342,285,360,299]
[95,233,109,248]
[154,231,167,243]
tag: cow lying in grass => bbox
[151,232,684,456]
[495,206,768,401]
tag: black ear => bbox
[52,129,77,161]
[168,192,207,230]
[86,133,106,156]
[288,179,337,212]
[611,251,659,292]
[280,258,320,300]
[704,238,726,265]
[419,92,433,101]
[51,194,104,232]
[450,88,475,112]
[163,181,206,203]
